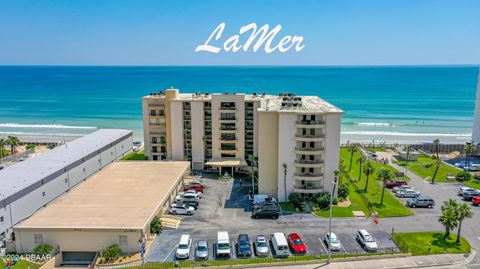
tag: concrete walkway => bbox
[257,252,473,269]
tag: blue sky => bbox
[0,0,479,65]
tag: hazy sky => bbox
[1,0,479,65]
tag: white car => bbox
[392,185,414,194]
[324,232,342,251]
[396,189,420,198]
[458,187,474,196]
[175,191,201,201]
[254,235,269,257]
[170,204,195,215]
[176,234,192,259]
[356,230,378,252]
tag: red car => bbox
[385,180,408,189]
[472,196,480,206]
[287,233,307,254]
[183,183,204,192]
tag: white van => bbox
[175,234,192,259]
[271,232,290,257]
[215,231,231,258]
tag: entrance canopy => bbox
[205,158,248,167]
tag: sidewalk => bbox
[256,252,473,269]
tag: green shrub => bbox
[288,192,305,207]
[337,184,349,200]
[150,216,163,234]
[314,192,331,209]
[33,243,53,255]
[424,163,433,168]
[26,144,36,150]
[103,244,122,261]
[456,171,472,182]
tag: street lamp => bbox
[327,173,338,264]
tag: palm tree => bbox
[456,203,473,243]
[464,142,475,172]
[376,168,394,205]
[7,136,20,154]
[282,163,288,201]
[0,138,5,158]
[356,156,365,182]
[431,139,441,184]
[337,159,348,186]
[347,144,357,171]
[248,154,258,196]
[404,145,412,165]
[439,199,459,240]
[363,162,375,192]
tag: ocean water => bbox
[0,66,477,144]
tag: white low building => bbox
[0,129,133,249]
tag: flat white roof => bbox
[0,129,132,206]
[15,161,189,230]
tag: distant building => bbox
[142,89,343,201]
[0,129,132,249]
[472,69,480,143]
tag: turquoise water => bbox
[0,66,477,143]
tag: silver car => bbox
[195,240,209,260]
[254,235,269,257]
[324,232,342,251]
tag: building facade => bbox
[0,129,133,251]
[142,89,343,201]
[472,69,480,142]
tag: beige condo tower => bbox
[142,89,343,201]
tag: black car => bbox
[463,190,480,201]
[236,234,252,257]
[252,206,280,219]
[178,199,198,209]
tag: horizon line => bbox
[0,64,479,68]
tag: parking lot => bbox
[146,172,399,263]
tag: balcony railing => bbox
[294,184,322,191]
[296,120,325,125]
[220,147,237,151]
[220,136,236,141]
[294,172,323,177]
[220,106,236,110]
[220,117,236,121]
[220,126,236,131]
[295,159,324,164]
[295,147,324,151]
[149,103,165,107]
[295,134,325,138]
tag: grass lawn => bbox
[465,179,480,189]
[339,148,411,217]
[401,155,461,182]
[314,182,368,218]
[0,259,41,269]
[121,151,146,161]
[366,147,387,152]
[392,232,471,256]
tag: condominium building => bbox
[142,89,343,201]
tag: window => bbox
[150,110,156,116]
[34,234,43,244]
[65,178,68,183]
[119,235,128,246]
[0,216,3,223]
[42,192,46,197]
[83,168,86,172]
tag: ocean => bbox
[0,66,477,144]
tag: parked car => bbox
[462,190,480,201]
[356,230,378,252]
[392,185,414,194]
[396,189,420,198]
[189,179,205,187]
[253,200,279,210]
[175,234,192,260]
[183,183,204,192]
[271,233,290,258]
[170,204,195,215]
[252,206,280,219]
[458,187,474,196]
[252,194,277,205]
[176,192,201,201]
[406,196,435,208]
[215,231,231,258]
[177,199,198,210]
[385,180,408,189]
[194,240,209,260]
[236,234,252,257]
[254,235,269,257]
[324,232,342,251]
[472,196,480,206]
[287,233,307,254]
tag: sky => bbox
[0,0,479,66]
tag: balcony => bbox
[220,126,236,131]
[220,147,237,154]
[294,159,324,168]
[295,134,325,142]
[219,106,236,111]
[220,136,236,141]
[294,172,323,181]
[220,116,236,121]
[293,184,323,194]
[296,120,325,128]
[295,147,324,155]
[149,103,165,108]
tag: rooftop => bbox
[144,89,343,113]
[15,161,189,230]
[0,129,132,205]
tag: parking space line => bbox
[163,246,176,262]
[319,237,328,254]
